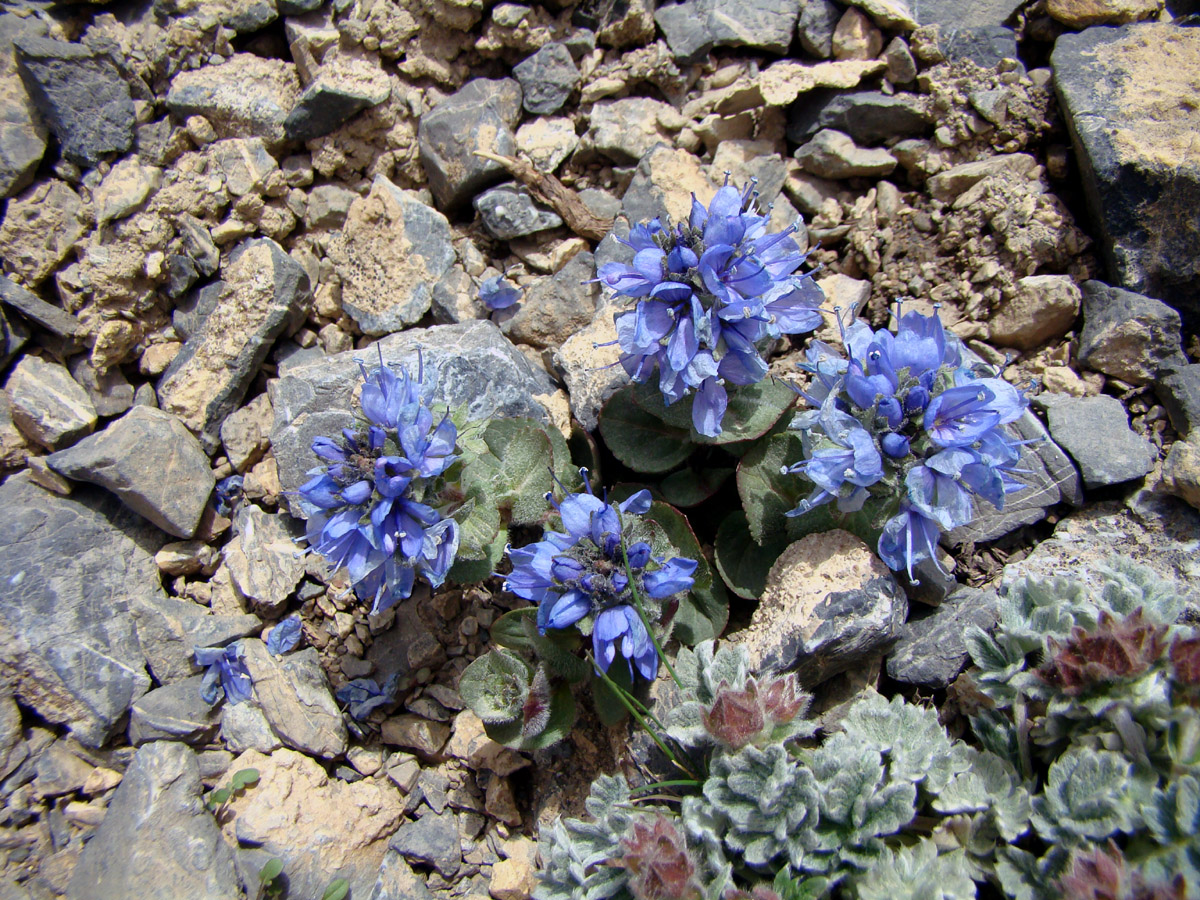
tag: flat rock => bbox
[513,42,579,115]
[1047,0,1163,27]
[67,742,239,900]
[166,53,301,146]
[927,153,1037,202]
[222,504,306,616]
[496,250,597,350]
[656,0,802,61]
[94,157,161,225]
[13,35,133,167]
[241,640,346,758]
[219,391,273,473]
[0,275,80,339]
[158,237,311,453]
[1157,365,1200,437]
[798,0,842,58]
[0,305,26,371]
[5,355,95,450]
[1051,24,1200,327]
[0,14,47,198]
[284,50,391,142]
[304,183,358,230]
[988,274,1081,351]
[0,179,85,284]
[736,530,907,685]
[923,24,1021,68]
[47,406,214,539]
[369,851,434,900]
[759,59,888,109]
[418,78,521,210]
[220,700,283,753]
[886,587,1001,688]
[208,137,276,197]
[270,319,554,511]
[845,0,919,29]
[787,90,932,147]
[155,0,279,32]
[1041,393,1157,488]
[326,175,457,335]
[68,357,134,419]
[1077,279,1187,385]
[381,715,451,759]
[515,117,578,173]
[224,747,403,900]
[128,676,220,746]
[586,96,677,162]
[389,809,461,878]
[474,182,563,240]
[910,0,1024,27]
[33,741,95,797]
[795,128,897,179]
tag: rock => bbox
[710,140,789,204]
[513,42,579,115]
[923,24,1021,68]
[573,0,656,48]
[515,117,578,173]
[46,407,214,539]
[418,78,522,210]
[586,96,677,162]
[220,700,282,753]
[94,158,160,226]
[911,0,1024,27]
[845,0,918,29]
[1077,280,1187,385]
[270,320,554,507]
[381,715,451,759]
[158,237,311,453]
[0,179,85,284]
[619,145,711,224]
[5,355,96,450]
[474,182,563,240]
[224,747,403,900]
[155,0,279,32]
[1041,394,1157,489]
[220,392,273,473]
[305,183,358,230]
[166,54,301,146]
[155,540,218,577]
[1051,24,1200,327]
[0,693,22,781]
[832,8,883,61]
[177,213,220,277]
[0,15,47,198]
[241,640,347,758]
[795,127,897,179]
[369,850,434,900]
[222,505,305,616]
[67,357,134,418]
[128,677,220,746]
[445,711,529,776]
[1047,0,1163,26]
[13,35,133,167]
[284,50,391,142]
[67,742,239,900]
[798,0,843,58]
[656,0,802,61]
[1162,439,1200,511]
[787,90,931,146]
[736,530,907,685]
[926,153,1037,202]
[208,137,276,197]
[495,250,597,350]
[490,838,538,900]
[884,36,918,83]
[326,175,457,335]
[0,306,25,371]
[33,742,94,797]
[390,809,460,878]
[988,274,1081,351]
[886,587,1001,688]
[1157,366,1200,437]
[758,58,888,107]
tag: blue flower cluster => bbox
[196,643,252,706]
[504,472,697,681]
[784,309,1029,579]
[299,358,461,615]
[597,182,823,437]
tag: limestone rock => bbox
[1047,0,1163,27]
[656,0,802,61]
[1157,365,1200,437]
[474,182,563,240]
[513,42,579,115]
[208,137,277,197]
[241,640,347,758]
[155,0,279,33]
[495,250,597,350]
[926,153,1037,202]
[910,0,1024,28]
[369,851,434,900]
[6,356,95,453]
[845,0,918,29]
[222,504,305,616]
[220,392,273,473]
[832,8,883,61]
[284,49,391,142]
[0,277,82,341]
[515,117,578,172]
[220,700,282,753]
[166,53,301,146]
[1077,280,1187,385]
[988,275,1081,351]
[586,96,677,162]
[798,0,842,58]
[128,677,221,746]
[1162,440,1200,511]
[758,58,887,107]
[794,128,897,179]
[0,14,47,198]
[1041,394,1157,489]
[0,179,85,284]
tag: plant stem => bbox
[592,653,696,780]
[630,779,702,795]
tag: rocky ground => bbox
[0,0,1199,898]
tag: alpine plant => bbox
[596,181,823,437]
[503,471,697,681]
[783,308,1029,579]
[298,356,461,616]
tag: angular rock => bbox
[656,0,802,61]
[928,24,1021,68]
[1041,394,1157,488]
[220,700,282,753]
[220,392,273,473]
[794,128,897,179]
[224,747,403,900]
[513,42,579,115]
[1162,439,1200,511]
[222,504,305,616]
[798,0,843,58]
[515,117,578,173]
[787,90,932,146]
[926,153,1037,202]
[68,742,240,900]
[1077,280,1187,385]
[0,179,85,285]
[758,58,889,107]
[496,250,598,350]
[0,275,77,340]
[5,355,95,450]
[13,35,133,167]
[845,0,919,29]
[158,237,311,453]
[390,809,460,878]
[911,0,1024,27]
[325,175,457,335]
[1047,0,1163,27]
[241,640,347,758]
[271,320,554,508]
[1052,24,1200,326]
[832,8,884,61]
[619,145,711,225]
[46,406,214,539]
[418,78,521,210]
[885,36,919,83]
[66,360,132,422]
[208,136,276,197]
[0,305,25,371]
[370,851,434,900]
[94,157,161,226]
[0,693,21,782]
[155,0,279,33]
[305,183,358,230]
[128,677,220,746]
[474,182,563,240]
[166,53,301,146]
[710,140,789,205]
[0,14,47,198]
[988,274,1081,351]
[381,715,450,759]
[284,51,391,142]
[177,213,220,277]
[737,530,907,685]
[587,96,677,162]
[886,587,1001,688]
[1157,365,1200,437]
[33,741,95,797]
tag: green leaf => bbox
[592,662,635,727]
[599,386,694,474]
[446,529,506,584]
[230,768,260,791]
[773,869,832,900]
[713,511,789,600]
[1030,748,1143,845]
[458,649,533,725]
[482,418,557,525]
[491,607,539,653]
[452,491,502,562]
[483,683,577,750]
[736,431,809,544]
[532,630,592,683]
[209,787,231,805]
[321,878,350,900]
[632,378,797,445]
[258,858,284,884]
[545,420,582,496]
[659,466,733,508]
[644,501,728,644]
[568,423,602,483]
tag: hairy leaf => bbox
[458,649,532,725]
[713,511,789,600]
[600,386,694,474]
[1030,748,1143,846]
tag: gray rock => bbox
[798,0,843,59]
[241,640,347,758]
[270,320,554,510]
[930,24,1020,68]
[586,97,676,163]
[208,136,276,197]
[657,0,802,61]
[369,850,434,900]
[418,78,521,210]
[1077,280,1187,385]
[177,213,220,277]
[496,250,598,350]
[886,587,1000,688]
[222,504,306,616]
[130,593,259,686]
[884,35,918,82]
[0,274,79,339]
[5,355,96,450]
[32,741,94,797]
[0,15,48,199]
[67,357,134,419]
[158,237,311,453]
[1052,25,1200,326]
[654,2,715,61]
[0,694,22,782]
[155,0,279,33]
[13,35,133,168]
[0,475,156,745]
[166,53,301,146]
[46,406,215,539]
[0,305,26,371]
[1157,365,1200,438]
[1041,394,1157,489]
[326,175,456,336]
[794,127,897,179]
[166,254,199,299]
[283,58,391,141]
[474,182,563,240]
[128,677,220,746]
[513,42,579,115]
[219,700,282,753]
[787,90,932,146]
[305,183,358,229]
[910,0,1023,27]
[390,809,461,878]
[67,742,239,900]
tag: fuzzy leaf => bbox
[994,845,1070,900]
[736,432,809,544]
[531,629,592,683]
[491,607,538,653]
[1030,748,1143,846]
[933,746,1031,842]
[446,528,505,583]
[660,466,733,508]
[451,490,502,561]
[773,870,832,900]
[592,659,635,727]
[645,501,728,644]
[713,510,789,600]
[1139,775,1200,887]
[837,691,960,790]
[633,378,796,445]
[458,649,532,725]
[852,841,978,900]
[482,418,558,525]
[599,386,694,474]
[230,768,260,791]
[484,682,577,750]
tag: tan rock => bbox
[5,355,96,450]
[758,58,886,107]
[1162,439,1200,510]
[927,153,1038,202]
[95,158,161,226]
[515,117,578,173]
[220,392,274,474]
[139,341,182,376]
[812,273,870,343]
[846,0,919,29]
[989,275,1081,351]
[485,776,522,826]
[490,837,539,900]
[832,8,883,61]
[381,714,450,759]
[1047,0,1162,27]
[0,180,85,284]
[446,711,531,776]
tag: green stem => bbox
[619,528,684,690]
[592,653,696,780]
[630,779,702,795]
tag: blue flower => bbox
[878,503,942,581]
[335,674,400,721]
[266,615,302,656]
[195,643,252,706]
[479,275,522,311]
[299,356,461,616]
[503,470,698,681]
[783,407,883,514]
[598,182,822,437]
